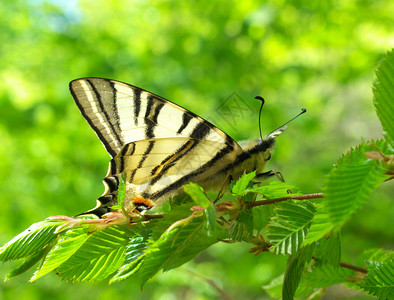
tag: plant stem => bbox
[340,262,368,274]
[245,193,324,209]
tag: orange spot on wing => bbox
[132,196,155,208]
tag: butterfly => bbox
[70,78,287,217]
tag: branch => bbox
[245,193,324,209]
[340,262,368,274]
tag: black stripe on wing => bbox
[70,79,122,158]
[177,113,193,134]
[144,135,236,200]
[86,79,123,156]
[147,120,213,185]
[128,140,156,182]
[134,88,142,126]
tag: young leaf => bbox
[373,49,394,147]
[112,215,214,286]
[0,220,62,262]
[111,173,127,214]
[5,246,53,281]
[55,225,138,282]
[183,182,217,233]
[357,248,394,266]
[252,205,274,232]
[162,223,225,271]
[183,182,211,208]
[267,201,316,255]
[313,231,341,266]
[302,204,335,245]
[303,264,355,288]
[229,221,252,242]
[119,229,152,277]
[247,181,301,198]
[30,226,92,282]
[304,140,389,244]
[282,244,315,300]
[358,260,394,299]
[232,171,256,196]
[229,207,254,242]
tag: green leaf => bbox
[313,231,341,266]
[183,182,211,208]
[229,221,252,242]
[56,225,139,282]
[120,229,151,276]
[30,226,91,282]
[252,205,274,232]
[247,181,301,198]
[5,246,52,281]
[302,205,335,245]
[303,264,355,288]
[357,248,394,266]
[282,244,315,300]
[359,260,394,299]
[149,202,196,240]
[112,215,215,286]
[163,223,225,271]
[304,140,389,244]
[229,208,254,242]
[373,49,394,147]
[183,182,217,234]
[263,273,317,300]
[0,220,62,262]
[267,201,316,255]
[111,173,127,213]
[232,171,256,196]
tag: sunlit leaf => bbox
[267,201,315,255]
[246,181,300,198]
[112,215,218,286]
[357,248,394,267]
[359,260,394,299]
[304,140,389,244]
[30,226,91,282]
[232,171,256,196]
[0,220,62,262]
[5,246,52,281]
[183,182,217,234]
[303,264,355,288]
[252,205,274,232]
[373,49,394,147]
[313,231,341,266]
[56,225,138,282]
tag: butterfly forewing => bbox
[70,78,237,158]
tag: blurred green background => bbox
[0,0,392,299]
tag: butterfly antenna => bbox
[255,96,265,140]
[268,108,307,136]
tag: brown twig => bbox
[340,262,368,274]
[245,193,324,209]
[141,213,164,221]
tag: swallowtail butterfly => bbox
[70,78,287,217]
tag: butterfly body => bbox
[70,78,281,217]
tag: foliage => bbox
[1,1,393,299]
